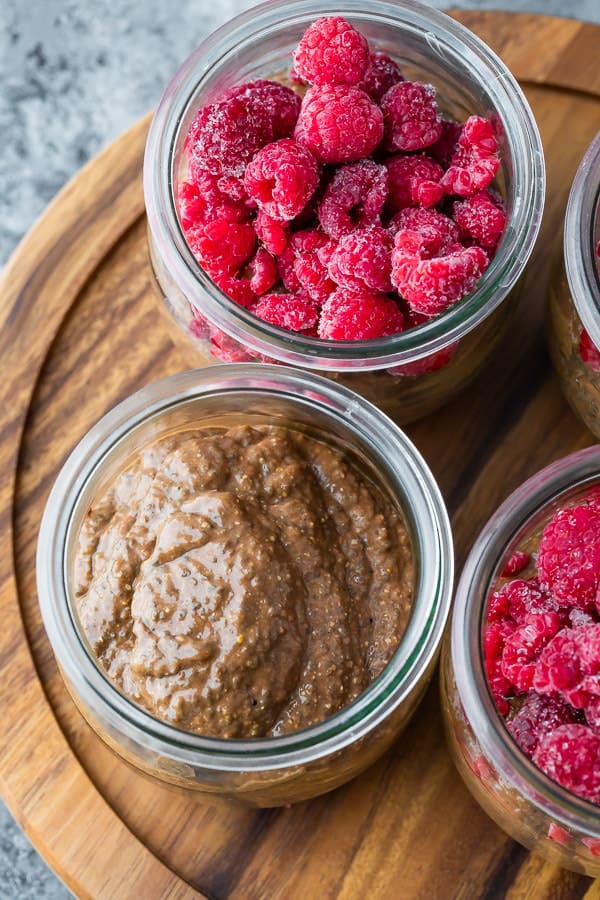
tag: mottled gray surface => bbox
[1,0,600,897]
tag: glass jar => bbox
[441,446,600,876]
[548,132,600,438]
[143,0,545,425]
[37,365,453,807]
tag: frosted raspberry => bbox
[226,80,301,140]
[318,288,404,341]
[388,207,459,255]
[318,160,388,240]
[277,242,301,293]
[507,692,581,757]
[381,82,442,152]
[586,695,600,733]
[453,190,506,253]
[213,272,256,309]
[494,578,558,625]
[359,52,405,102]
[386,344,457,378]
[533,724,600,804]
[580,330,600,373]
[385,155,444,211]
[430,119,462,167]
[255,209,289,256]
[537,504,600,609]
[501,613,561,692]
[484,620,515,716]
[293,16,369,86]
[328,226,393,293]
[294,240,336,304]
[501,551,532,578]
[294,85,384,164]
[441,115,500,197]
[178,176,249,230]
[186,95,273,180]
[534,624,600,708]
[209,327,254,362]
[244,139,319,222]
[254,292,319,332]
[391,231,489,316]
[245,248,278,295]
[487,589,510,623]
[189,220,256,276]
[189,311,210,340]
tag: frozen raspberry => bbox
[507,693,581,757]
[484,620,515,716]
[294,85,384,164]
[569,608,597,628]
[494,578,558,625]
[386,343,457,378]
[501,613,561,692]
[186,94,273,180]
[244,248,278,295]
[318,288,403,341]
[385,155,444,211]
[537,503,600,609]
[189,220,256,276]
[213,272,256,309]
[586,696,600,733]
[453,190,506,253]
[189,311,210,340]
[487,589,510,623]
[209,326,254,362]
[226,80,301,140]
[391,231,489,316]
[294,241,336,304]
[277,242,301,293]
[328,226,393,293]
[254,292,319,332]
[381,82,442,152]
[178,176,249,230]
[440,115,500,197]
[244,139,319,222]
[388,207,459,255]
[293,16,369,86]
[501,551,532,578]
[533,724,600,804]
[430,119,462,167]
[580,330,600,373]
[534,624,600,708]
[255,209,289,256]
[318,160,388,240]
[359,52,405,102]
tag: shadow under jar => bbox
[548,131,600,438]
[143,0,545,425]
[441,447,600,876]
[37,365,453,807]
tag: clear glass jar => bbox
[143,0,545,425]
[37,365,453,807]
[441,446,600,876]
[548,132,600,438]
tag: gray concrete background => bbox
[1,0,599,896]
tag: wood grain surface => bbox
[1,11,600,900]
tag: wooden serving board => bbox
[1,11,600,899]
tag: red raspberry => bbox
[580,330,600,373]
[209,326,254,362]
[293,16,369,86]
[484,620,515,716]
[255,209,289,256]
[534,625,600,708]
[254,292,319,332]
[386,344,457,378]
[178,176,249,230]
[501,551,532,578]
[294,85,384,165]
[381,82,442,152]
[318,160,388,240]
[537,504,600,609]
[391,230,489,316]
[385,155,444,211]
[440,115,500,197]
[226,80,301,139]
[501,613,561,693]
[388,207,459,255]
[507,692,582,757]
[188,220,256,276]
[487,589,510,623]
[245,248,278,295]
[493,578,558,625]
[189,311,210,340]
[318,288,403,341]
[532,724,600,804]
[328,226,393,293]
[453,190,506,253]
[586,695,600,733]
[244,139,319,221]
[430,119,462,167]
[359,52,405,102]
[294,242,336,304]
[277,243,301,293]
[213,272,256,309]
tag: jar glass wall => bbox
[441,447,600,876]
[144,0,545,424]
[38,365,453,807]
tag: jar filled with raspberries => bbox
[548,132,600,438]
[144,0,545,424]
[441,446,600,876]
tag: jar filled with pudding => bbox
[144,0,545,424]
[38,365,453,807]
[548,131,600,437]
[441,447,600,876]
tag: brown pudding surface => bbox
[74,424,413,738]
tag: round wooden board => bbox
[2,11,600,899]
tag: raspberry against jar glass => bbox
[442,447,600,876]
[144,0,545,424]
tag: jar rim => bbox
[451,446,600,833]
[143,0,545,371]
[565,130,600,351]
[37,364,453,772]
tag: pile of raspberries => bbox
[178,14,505,354]
[484,493,600,805]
